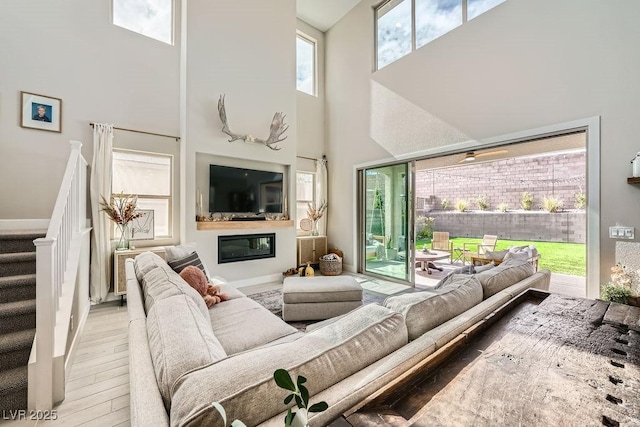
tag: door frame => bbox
[353,116,600,298]
[356,161,415,285]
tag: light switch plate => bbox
[609,226,634,239]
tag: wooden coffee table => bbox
[414,249,450,274]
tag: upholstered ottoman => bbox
[282,276,363,321]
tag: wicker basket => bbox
[319,257,342,276]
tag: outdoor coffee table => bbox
[415,249,450,274]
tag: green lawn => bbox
[415,237,586,276]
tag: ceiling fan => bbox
[458,149,509,163]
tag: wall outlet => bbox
[609,226,634,239]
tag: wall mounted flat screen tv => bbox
[209,165,283,214]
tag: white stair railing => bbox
[30,140,89,410]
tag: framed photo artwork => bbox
[130,210,155,241]
[20,91,62,133]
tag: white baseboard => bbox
[0,219,49,231]
[228,273,283,288]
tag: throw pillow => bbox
[484,249,508,261]
[474,261,495,272]
[165,243,198,262]
[168,251,206,275]
[504,251,530,261]
[433,265,475,289]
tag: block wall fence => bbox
[415,151,586,211]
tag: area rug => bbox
[247,289,388,331]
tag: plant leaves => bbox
[230,421,248,427]
[297,375,307,386]
[308,401,329,413]
[274,369,296,392]
[299,385,309,407]
[285,408,295,427]
[294,395,304,409]
[284,394,294,405]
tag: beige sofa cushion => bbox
[146,295,226,410]
[142,266,209,319]
[170,304,408,427]
[384,275,483,340]
[134,251,172,283]
[475,258,535,299]
[208,297,298,355]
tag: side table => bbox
[114,246,167,305]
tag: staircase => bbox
[0,231,44,412]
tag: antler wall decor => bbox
[217,95,288,151]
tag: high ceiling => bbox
[296,0,361,32]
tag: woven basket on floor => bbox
[319,257,342,276]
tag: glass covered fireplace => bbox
[218,233,276,264]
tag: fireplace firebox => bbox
[218,233,276,264]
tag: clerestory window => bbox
[296,32,317,96]
[112,0,174,45]
[376,0,506,69]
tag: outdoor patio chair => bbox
[431,231,453,263]
[461,234,498,265]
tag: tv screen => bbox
[209,165,283,214]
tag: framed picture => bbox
[130,210,155,241]
[20,91,62,133]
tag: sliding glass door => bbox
[360,163,412,283]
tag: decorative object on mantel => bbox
[217,95,288,151]
[99,192,143,250]
[196,212,290,222]
[306,200,327,236]
[631,151,640,177]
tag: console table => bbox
[114,246,166,303]
[297,236,327,266]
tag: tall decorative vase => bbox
[116,223,130,251]
[311,220,320,236]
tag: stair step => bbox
[0,329,35,372]
[0,300,36,335]
[0,366,27,411]
[0,275,36,304]
[0,253,36,278]
[0,231,45,254]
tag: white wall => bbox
[296,19,326,167]
[326,0,640,285]
[0,0,180,219]
[181,0,298,282]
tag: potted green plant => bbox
[386,236,397,260]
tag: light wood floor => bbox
[1,302,130,427]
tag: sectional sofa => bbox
[126,252,550,426]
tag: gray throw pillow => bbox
[434,265,475,289]
[474,261,495,272]
[167,251,206,275]
[484,249,508,261]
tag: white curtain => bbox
[315,156,328,236]
[89,124,114,303]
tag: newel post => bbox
[33,237,56,410]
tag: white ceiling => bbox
[296,0,361,32]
